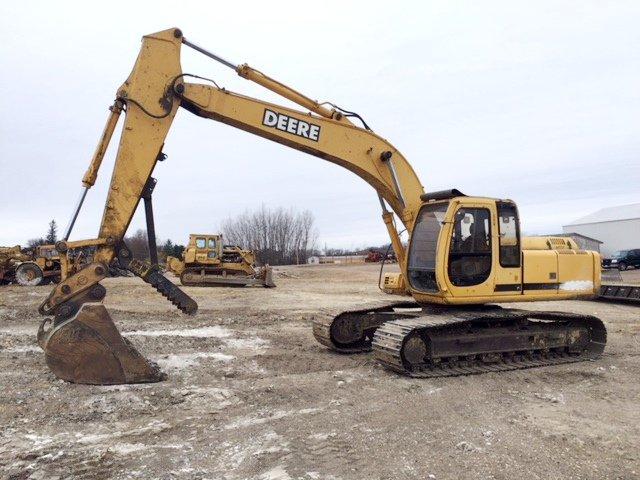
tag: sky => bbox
[0,1,638,250]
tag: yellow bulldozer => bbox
[36,28,606,385]
[166,234,275,287]
[0,245,61,286]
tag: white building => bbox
[563,203,640,256]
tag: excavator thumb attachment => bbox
[37,303,165,385]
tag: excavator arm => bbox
[37,28,425,385]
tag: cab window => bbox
[407,202,449,292]
[497,202,520,268]
[207,238,216,249]
[448,208,491,287]
[195,238,206,249]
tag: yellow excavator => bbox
[38,28,606,385]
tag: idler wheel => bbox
[330,315,362,345]
[402,332,428,366]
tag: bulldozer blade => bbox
[37,303,165,385]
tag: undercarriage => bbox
[179,266,275,288]
[313,303,606,377]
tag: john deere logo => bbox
[262,109,321,142]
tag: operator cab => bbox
[191,234,222,261]
[407,190,521,297]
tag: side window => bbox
[208,238,216,249]
[195,238,206,249]
[497,202,520,268]
[448,208,492,287]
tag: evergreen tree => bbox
[45,220,58,244]
[172,244,185,258]
[160,239,175,261]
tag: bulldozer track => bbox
[180,267,274,288]
[372,310,607,378]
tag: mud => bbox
[0,264,638,479]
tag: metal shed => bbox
[563,203,640,256]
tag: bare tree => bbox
[222,206,317,265]
[26,238,46,249]
[124,229,150,260]
[122,230,184,263]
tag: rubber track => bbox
[373,311,606,378]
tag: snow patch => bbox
[124,326,232,338]
[156,352,234,370]
[24,433,55,449]
[224,337,269,352]
[260,465,292,480]
[3,345,40,353]
[559,280,594,291]
[0,327,35,336]
[110,443,147,455]
[124,325,269,356]
[73,420,171,444]
[174,387,238,408]
[218,431,289,471]
[309,432,334,441]
[224,408,320,430]
[178,386,235,399]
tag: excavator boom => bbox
[38,28,423,384]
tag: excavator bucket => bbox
[37,303,165,385]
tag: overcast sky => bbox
[1,1,638,250]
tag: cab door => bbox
[444,201,494,297]
[206,237,221,264]
[194,236,208,263]
[492,201,523,296]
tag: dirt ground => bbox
[0,264,638,480]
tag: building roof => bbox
[546,232,603,244]
[564,203,640,226]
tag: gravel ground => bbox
[0,264,638,479]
